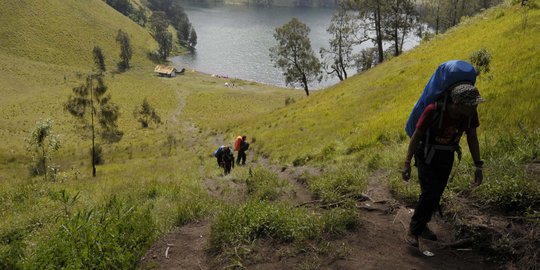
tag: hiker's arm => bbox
[402,129,424,181]
[466,128,483,186]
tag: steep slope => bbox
[0,0,156,69]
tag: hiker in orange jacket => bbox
[402,83,484,247]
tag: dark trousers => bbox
[410,143,454,235]
[236,150,246,165]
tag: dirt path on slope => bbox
[140,160,494,269]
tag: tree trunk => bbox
[436,4,440,35]
[375,1,384,63]
[90,77,96,177]
[302,73,309,96]
[42,144,47,181]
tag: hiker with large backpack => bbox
[235,135,249,166]
[214,145,235,175]
[402,60,485,248]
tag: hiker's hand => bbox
[473,167,483,187]
[402,162,411,182]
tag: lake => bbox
[171,3,419,89]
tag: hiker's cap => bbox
[451,83,485,106]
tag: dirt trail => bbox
[140,93,492,269]
[140,161,493,269]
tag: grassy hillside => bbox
[244,3,540,163]
[0,1,301,268]
[0,0,157,69]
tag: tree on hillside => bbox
[150,11,173,60]
[320,6,365,81]
[383,0,419,57]
[147,0,197,49]
[350,0,389,64]
[418,0,502,35]
[26,119,61,180]
[189,27,198,48]
[131,6,148,27]
[177,17,193,47]
[133,98,161,128]
[105,0,133,16]
[65,46,123,177]
[116,29,133,71]
[270,18,321,96]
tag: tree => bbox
[116,29,133,71]
[131,6,148,26]
[189,27,197,48]
[26,119,61,180]
[383,0,418,56]
[133,98,162,128]
[147,0,197,49]
[65,46,122,177]
[150,11,173,60]
[351,0,389,63]
[320,7,364,81]
[105,0,133,16]
[270,18,321,96]
[177,17,192,47]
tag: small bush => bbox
[308,164,368,205]
[209,200,358,257]
[90,144,104,165]
[133,98,161,128]
[469,48,492,76]
[285,97,296,106]
[246,167,289,201]
[176,197,211,226]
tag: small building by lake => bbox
[154,65,177,77]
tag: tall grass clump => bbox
[474,129,540,210]
[30,197,156,269]
[209,200,357,262]
[176,195,214,226]
[245,167,289,201]
[308,163,369,205]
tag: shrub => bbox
[90,144,104,165]
[469,48,492,76]
[246,167,289,201]
[308,164,368,205]
[133,98,161,128]
[208,200,358,256]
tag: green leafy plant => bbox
[26,119,61,180]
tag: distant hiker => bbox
[214,145,235,175]
[402,61,485,248]
[236,135,249,166]
[222,146,235,175]
[214,145,225,167]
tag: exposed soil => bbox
[139,163,495,269]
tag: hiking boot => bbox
[406,231,419,247]
[421,226,437,241]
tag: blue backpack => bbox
[405,60,477,137]
[214,145,225,157]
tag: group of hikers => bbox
[213,135,249,175]
[210,60,486,249]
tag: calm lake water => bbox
[171,3,419,89]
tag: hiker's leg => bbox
[236,153,241,165]
[410,150,454,235]
[240,151,246,165]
